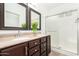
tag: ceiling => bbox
[31,3,79,13]
[37,3,64,10]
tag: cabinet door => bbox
[41,42,46,54]
[31,51,40,56]
[41,52,46,56]
[0,43,27,56]
[47,36,51,55]
[29,45,40,56]
[29,39,40,48]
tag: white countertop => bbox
[0,34,49,49]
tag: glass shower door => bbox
[45,10,77,54]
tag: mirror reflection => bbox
[5,3,26,29]
[30,8,41,30]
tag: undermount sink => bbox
[15,34,45,40]
[18,37,31,40]
[0,34,46,43]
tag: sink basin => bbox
[18,37,31,40]
[0,34,46,43]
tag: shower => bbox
[45,6,78,55]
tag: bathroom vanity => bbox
[0,3,50,56]
[0,35,51,56]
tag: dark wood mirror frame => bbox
[29,7,41,30]
[0,3,41,30]
[0,3,29,30]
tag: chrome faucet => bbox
[16,30,20,38]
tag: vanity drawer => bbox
[31,51,40,56]
[29,39,40,48]
[41,52,46,56]
[29,45,40,56]
[41,43,46,53]
[41,37,46,43]
[41,42,46,49]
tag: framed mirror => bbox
[0,3,28,30]
[29,8,41,30]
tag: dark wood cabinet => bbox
[47,36,51,55]
[0,35,51,56]
[28,39,40,56]
[41,51,46,56]
[29,45,40,56]
[40,37,47,56]
[41,37,46,43]
[29,39,40,48]
[32,51,40,56]
[0,43,28,56]
[41,42,46,54]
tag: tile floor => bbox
[49,50,65,56]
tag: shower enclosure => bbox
[45,8,78,55]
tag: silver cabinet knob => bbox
[25,47,27,55]
[35,49,37,52]
[35,42,37,45]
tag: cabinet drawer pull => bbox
[35,49,37,52]
[25,47,27,55]
[34,42,37,45]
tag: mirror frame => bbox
[29,7,41,30]
[0,3,41,30]
[0,3,28,30]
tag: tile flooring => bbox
[49,50,65,56]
